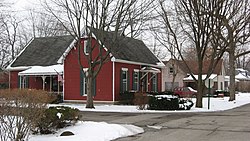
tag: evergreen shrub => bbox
[35,106,80,134]
[148,95,179,110]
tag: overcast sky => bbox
[11,0,42,13]
[9,0,169,60]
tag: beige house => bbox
[162,59,226,91]
[162,59,187,91]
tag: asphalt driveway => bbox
[80,103,250,141]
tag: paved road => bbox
[80,104,250,141]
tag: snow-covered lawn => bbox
[30,93,250,141]
[51,92,250,113]
[30,121,143,141]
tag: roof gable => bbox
[11,35,74,67]
[90,28,160,65]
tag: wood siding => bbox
[63,38,162,102]
[64,38,113,101]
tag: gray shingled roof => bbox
[11,29,160,68]
[90,28,160,65]
[11,35,74,67]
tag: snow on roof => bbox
[183,74,217,81]
[140,67,161,73]
[236,68,248,72]
[235,73,250,81]
[224,76,240,82]
[18,64,63,76]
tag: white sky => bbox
[12,0,39,10]
[10,0,170,60]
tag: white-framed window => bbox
[121,68,128,92]
[19,76,28,88]
[83,69,88,95]
[84,40,89,55]
[133,69,139,91]
[83,76,87,95]
[169,67,174,74]
[152,74,157,92]
[80,68,88,96]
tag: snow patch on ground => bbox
[147,125,162,130]
[30,121,143,141]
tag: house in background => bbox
[162,59,226,91]
[7,29,164,103]
[162,59,188,91]
[235,68,250,92]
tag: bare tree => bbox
[0,0,11,10]
[213,0,250,101]
[2,16,20,60]
[0,13,22,69]
[236,45,250,69]
[155,0,227,108]
[27,10,71,38]
[43,0,153,108]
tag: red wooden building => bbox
[6,29,164,103]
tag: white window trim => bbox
[122,69,128,92]
[134,69,139,72]
[122,68,128,71]
[169,67,174,74]
[20,76,26,88]
[152,75,157,91]
[83,76,87,95]
[84,40,89,55]
[133,71,139,91]
[83,68,88,96]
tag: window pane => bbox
[122,71,127,91]
[169,67,174,73]
[134,72,139,91]
[84,78,87,95]
[84,40,89,54]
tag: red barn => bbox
[6,29,164,103]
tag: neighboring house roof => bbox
[235,68,250,80]
[90,28,161,66]
[183,74,218,81]
[164,59,223,75]
[10,35,74,68]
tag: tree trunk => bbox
[228,48,236,101]
[196,74,203,108]
[86,76,94,108]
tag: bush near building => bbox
[0,89,54,141]
[35,106,80,134]
[118,91,194,110]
